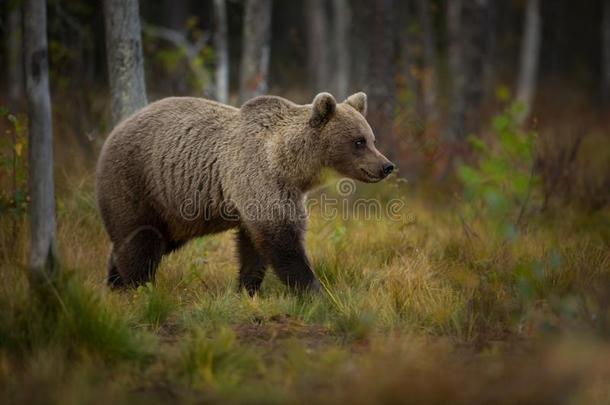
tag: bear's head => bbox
[310,92,395,183]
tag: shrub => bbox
[458,103,540,238]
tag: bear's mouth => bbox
[360,168,382,182]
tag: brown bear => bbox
[96,92,394,294]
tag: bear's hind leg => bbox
[237,228,267,296]
[107,249,125,289]
[113,225,167,287]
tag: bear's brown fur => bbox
[96,92,393,293]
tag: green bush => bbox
[458,103,540,238]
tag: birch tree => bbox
[239,0,272,103]
[332,0,351,99]
[103,0,148,126]
[214,0,229,104]
[24,0,58,277]
[516,0,542,124]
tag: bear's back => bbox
[97,97,241,241]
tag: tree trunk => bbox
[368,0,398,161]
[214,0,229,104]
[445,0,466,142]
[7,5,23,110]
[306,0,329,93]
[601,0,610,103]
[445,0,492,141]
[103,0,148,126]
[23,0,58,278]
[163,0,188,30]
[350,0,371,91]
[239,0,272,103]
[143,25,212,98]
[516,0,542,124]
[462,0,492,130]
[417,0,438,122]
[161,0,189,95]
[396,0,421,116]
[483,1,499,102]
[332,0,351,99]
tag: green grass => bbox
[1,175,609,404]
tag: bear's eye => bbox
[354,138,366,149]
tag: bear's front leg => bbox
[236,227,267,296]
[245,221,320,294]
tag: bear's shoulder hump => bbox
[240,95,297,116]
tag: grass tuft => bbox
[0,270,154,362]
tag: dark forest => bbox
[1,1,609,403]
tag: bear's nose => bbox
[382,163,395,176]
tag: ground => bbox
[0,172,609,404]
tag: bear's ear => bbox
[344,92,367,117]
[310,92,336,128]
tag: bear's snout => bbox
[381,162,395,177]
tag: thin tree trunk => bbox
[397,0,416,106]
[368,0,398,160]
[418,0,438,122]
[214,0,229,104]
[446,0,492,141]
[463,0,491,130]
[103,0,148,126]
[332,0,351,99]
[239,0,272,103]
[306,0,329,92]
[143,25,211,97]
[350,0,371,91]
[483,1,499,102]
[161,0,188,94]
[516,0,542,124]
[163,0,187,30]
[23,0,58,278]
[602,0,610,103]
[445,0,465,142]
[7,5,23,110]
